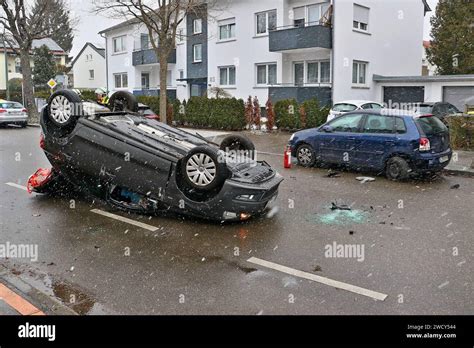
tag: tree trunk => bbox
[159,53,168,124]
[19,50,39,122]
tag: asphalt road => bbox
[0,126,473,315]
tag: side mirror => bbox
[322,125,333,133]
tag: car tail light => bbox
[27,168,53,193]
[40,132,45,149]
[0,108,7,113]
[145,114,159,119]
[419,137,431,152]
[22,108,28,113]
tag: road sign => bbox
[47,79,57,89]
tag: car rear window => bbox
[415,116,448,135]
[332,103,357,112]
[1,102,23,109]
[415,105,433,114]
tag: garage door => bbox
[443,86,474,111]
[383,86,425,107]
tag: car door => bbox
[355,114,403,170]
[317,113,364,164]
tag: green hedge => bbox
[275,98,330,130]
[274,99,300,130]
[137,96,246,130]
[447,115,474,150]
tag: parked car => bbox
[137,103,159,120]
[289,109,452,180]
[413,102,462,124]
[0,100,28,127]
[28,90,283,222]
[327,100,383,122]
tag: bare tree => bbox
[0,0,53,121]
[94,0,211,124]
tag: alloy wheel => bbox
[50,95,72,124]
[186,153,217,187]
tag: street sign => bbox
[47,79,57,89]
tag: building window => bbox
[141,33,150,50]
[193,18,202,34]
[113,35,127,53]
[177,28,185,43]
[353,4,369,31]
[352,61,368,85]
[219,66,236,86]
[256,63,277,85]
[141,72,150,89]
[193,44,202,62]
[219,18,236,41]
[114,73,128,88]
[293,3,331,27]
[15,58,21,73]
[89,70,95,79]
[256,10,277,35]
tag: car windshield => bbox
[332,103,357,112]
[415,116,448,135]
[1,102,23,109]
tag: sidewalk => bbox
[0,264,76,316]
[445,150,474,176]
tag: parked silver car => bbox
[0,100,28,127]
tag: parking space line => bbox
[0,283,45,315]
[247,257,388,301]
[90,209,159,231]
[5,182,28,191]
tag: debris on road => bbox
[326,170,341,178]
[450,184,460,189]
[356,176,376,183]
[312,265,322,272]
[331,202,351,211]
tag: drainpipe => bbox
[100,32,109,93]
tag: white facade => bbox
[100,0,429,104]
[102,21,187,99]
[72,43,107,89]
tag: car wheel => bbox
[181,146,228,192]
[108,91,139,113]
[386,156,410,181]
[220,134,256,159]
[296,144,316,167]
[47,90,82,128]
[20,122,27,128]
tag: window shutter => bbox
[353,4,369,24]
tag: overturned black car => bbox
[28,90,283,222]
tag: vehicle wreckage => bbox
[27,90,283,221]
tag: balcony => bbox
[132,48,176,66]
[268,85,332,105]
[269,22,332,52]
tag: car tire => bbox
[20,122,27,128]
[386,156,410,181]
[47,90,83,128]
[181,145,228,192]
[220,134,256,159]
[296,144,316,167]
[108,91,139,113]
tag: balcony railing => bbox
[268,85,332,105]
[132,48,177,66]
[269,21,332,52]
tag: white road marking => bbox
[247,257,388,301]
[258,151,284,157]
[5,182,28,191]
[90,209,158,232]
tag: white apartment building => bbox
[99,0,431,105]
[71,42,107,89]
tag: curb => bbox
[443,168,474,178]
[27,123,40,128]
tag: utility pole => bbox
[2,28,10,100]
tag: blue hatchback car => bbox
[288,109,452,180]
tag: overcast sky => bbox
[68,0,439,57]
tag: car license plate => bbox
[439,156,449,163]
